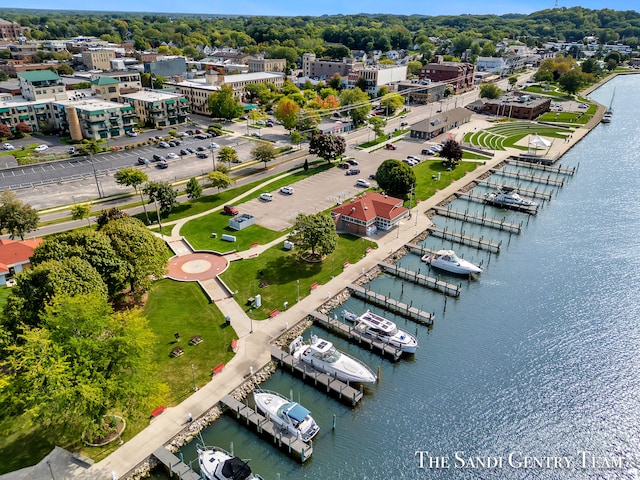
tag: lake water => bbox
[157,74,640,480]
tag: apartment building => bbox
[81,49,116,71]
[248,58,287,73]
[121,90,189,128]
[0,18,29,41]
[347,65,407,95]
[302,53,361,79]
[18,70,66,101]
[419,57,475,93]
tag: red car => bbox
[338,162,350,169]
[385,143,396,150]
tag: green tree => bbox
[143,181,178,216]
[558,70,587,95]
[479,83,503,99]
[407,61,423,76]
[375,159,416,199]
[1,293,165,440]
[70,203,92,227]
[274,97,301,130]
[95,207,128,230]
[290,130,303,149]
[309,133,346,163]
[288,212,338,257]
[100,217,167,294]
[55,63,74,75]
[0,191,39,240]
[251,142,277,168]
[380,93,405,115]
[328,74,343,91]
[368,116,386,138]
[218,146,238,166]
[185,177,202,200]
[114,167,150,225]
[440,139,463,169]
[508,75,519,89]
[340,88,371,126]
[207,171,232,192]
[208,84,243,120]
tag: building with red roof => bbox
[331,192,409,236]
[0,237,42,286]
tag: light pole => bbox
[89,155,102,198]
[331,257,335,278]
[296,279,300,302]
[191,363,197,391]
[153,199,163,234]
[361,237,365,258]
[210,145,215,171]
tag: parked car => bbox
[266,121,274,127]
[369,173,376,180]
[173,140,182,145]
[421,149,434,155]
[166,153,179,159]
[194,134,208,140]
[197,146,206,152]
[180,149,189,156]
[209,142,220,149]
[137,157,150,165]
[157,160,168,169]
[346,159,359,166]
[158,142,170,148]
[152,154,165,162]
[186,147,196,154]
[407,155,420,162]
[385,144,396,150]
[3,143,14,150]
[280,186,294,195]
[259,193,274,202]
[356,179,371,188]
[34,145,49,153]
[126,130,138,137]
[346,168,361,176]
[168,141,177,147]
[338,163,350,169]
[196,152,209,159]
[68,147,76,154]
[223,205,239,215]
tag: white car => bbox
[407,155,421,162]
[3,142,14,150]
[166,153,179,159]
[209,142,220,149]
[280,186,294,195]
[126,131,138,137]
[34,145,49,153]
[356,179,371,188]
[259,193,273,202]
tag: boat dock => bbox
[426,226,501,253]
[270,346,364,406]
[152,446,201,480]
[347,284,435,324]
[477,180,554,200]
[431,206,522,234]
[308,311,404,361]
[221,395,313,463]
[488,168,566,187]
[506,159,578,176]
[378,261,461,297]
[457,191,539,215]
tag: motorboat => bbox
[485,186,538,208]
[602,89,614,123]
[289,335,377,384]
[341,310,418,354]
[253,389,319,442]
[198,445,264,480]
[421,249,483,275]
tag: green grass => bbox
[220,234,377,319]
[462,151,492,160]
[412,159,481,203]
[358,129,409,149]
[0,286,12,311]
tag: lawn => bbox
[0,286,12,311]
[412,159,481,203]
[220,233,377,319]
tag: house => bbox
[331,192,409,236]
[0,237,42,286]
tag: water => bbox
[165,75,640,480]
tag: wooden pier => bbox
[221,395,313,463]
[426,226,501,253]
[477,180,554,200]
[506,158,577,176]
[347,284,435,324]
[270,346,364,406]
[152,446,201,480]
[308,311,404,361]
[488,168,565,187]
[431,206,522,234]
[378,261,461,297]
[456,192,539,215]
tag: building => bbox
[90,71,142,100]
[0,18,29,41]
[1,62,53,77]
[144,56,187,78]
[248,58,287,73]
[396,81,447,104]
[331,192,409,236]
[163,75,220,115]
[347,65,407,95]
[0,96,52,133]
[476,56,508,75]
[408,107,472,140]
[482,93,551,120]
[419,57,475,93]
[121,90,188,128]
[53,97,138,140]
[81,49,116,71]
[18,70,65,101]
[0,237,43,287]
[302,53,361,79]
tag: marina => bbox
[379,260,462,296]
[431,205,523,234]
[488,167,566,186]
[425,225,502,252]
[477,179,554,200]
[347,283,436,323]
[152,447,201,480]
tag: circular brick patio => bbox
[166,253,229,281]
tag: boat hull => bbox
[253,391,319,442]
[421,254,483,275]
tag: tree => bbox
[479,83,503,99]
[114,167,150,225]
[274,97,301,130]
[251,142,277,168]
[440,139,463,169]
[328,74,343,91]
[55,63,74,75]
[290,130,303,149]
[340,88,371,126]
[0,124,10,138]
[70,203,92,227]
[13,122,31,138]
[309,133,346,163]
[380,93,405,116]
[218,146,238,166]
[185,177,202,200]
[208,84,243,120]
[96,207,128,230]
[558,70,587,95]
[508,76,519,89]
[288,212,338,257]
[0,191,39,240]
[368,116,386,138]
[375,159,416,199]
[1,293,165,440]
[407,61,423,76]
[207,171,232,192]
[100,217,167,294]
[143,181,178,216]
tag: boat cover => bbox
[287,403,310,422]
[221,457,252,480]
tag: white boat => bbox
[198,445,263,480]
[485,186,538,208]
[253,389,319,442]
[341,310,418,354]
[289,335,377,384]
[602,89,614,123]
[421,249,483,275]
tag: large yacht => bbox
[253,389,319,442]
[341,310,418,354]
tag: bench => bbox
[310,282,319,290]
[269,309,280,318]
[231,339,238,353]
[151,406,166,418]
[343,261,350,268]
[189,335,203,345]
[250,242,259,248]
[171,346,184,357]
[212,363,225,375]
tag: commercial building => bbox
[482,94,552,120]
[81,49,116,71]
[0,18,29,41]
[248,58,287,73]
[17,70,65,101]
[419,57,475,93]
[331,192,409,236]
[347,65,407,95]
[396,81,447,104]
[52,97,138,140]
[302,53,361,79]
[408,107,472,140]
[144,56,187,78]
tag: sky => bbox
[1,0,638,16]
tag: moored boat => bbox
[253,389,319,442]
[485,186,538,208]
[421,249,483,275]
[342,310,418,354]
[289,335,377,384]
[198,444,264,480]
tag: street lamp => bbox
[191,363,197,392]
[153,199,163,235]
[331,257,335,278]
[89,155,102,198]
[296,279,300,303]
[210,145,216,171]
[361,237,365,258]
